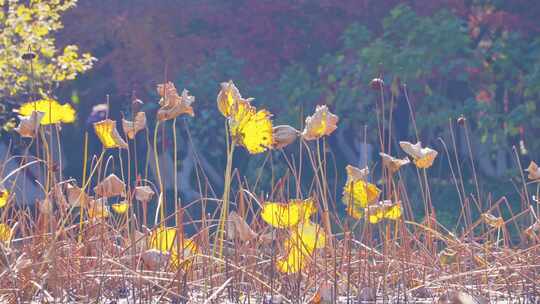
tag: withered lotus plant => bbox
[93,119,128,149]
[226,211,258,242]
[122,111,147,139]
[14,111,44,138]
[94,174,126,198]
[134,185,155,203]
[301,105,339,141]
[399,141,438,169]
[156,81,195,121]
[380,152,410,175]
[525,161,540,181]
[272,125,299,149]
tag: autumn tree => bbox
[0,0,95,99]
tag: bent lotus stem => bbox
[215,122,235,259]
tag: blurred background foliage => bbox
[2,0,540,220]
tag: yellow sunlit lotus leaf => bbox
[399,141,437,169]
[93,119,128,149]
[287,221,326,253]
[261,199,316,228]
[526,161,540,181]
[481,213,504,229]
[148,227,199,269]
[301,105,339,141]
[366,201,402,224]
[156,83,195,121]
[0,224,12,242]
[122,111,146,139]
[15,111,44,138]
[111,202,129,214]
[366,205,385,224]
[18,99,76,125]
[380,152,410,174]
[345,204,363,219]
[217,80,246,117]
[384,203,402,220]
[276,246,307,274]
[0,189,9,208]
[94,174,126,198]
[229,99,274,154]
[342,180,381,209]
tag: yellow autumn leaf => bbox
[276,221,325,274]
[111,202,129,214]
[0,223,11,242]
[342,180,381,209]
[0,190,9,208]
[345,204,363,220]
[93,119,128,149]
[217,80,246,118]
[287,221,326,253]
[261,198,316,228]
[229,99,274,154]
[301,105,339,141]
[148,227,198,269]
[365,201,402,224]
[399,141,437,169]
[276,246,307,274]
[18,99,76,125]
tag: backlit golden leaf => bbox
[217,80,246,118]
[0,188,9,208]
[122,111,146,139]
[526,161,540,181]
[399,141,437,169]
[0,224,12,243]
[261,198,317,228]
[380,152,410,174]
[93,119,128,149]
[15,111,44,138]
[287,220,326,253]
[365,201,402,224]
[157,82,195,121]
[229,99,274,154]
[94,174,126,198]
[112,201,129,214]
[148,227,198,269]
[342,179,381,209]
[276,246,307,274]
[301,105,339,141]
[276,221,325,274]
[18,99,76,125]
